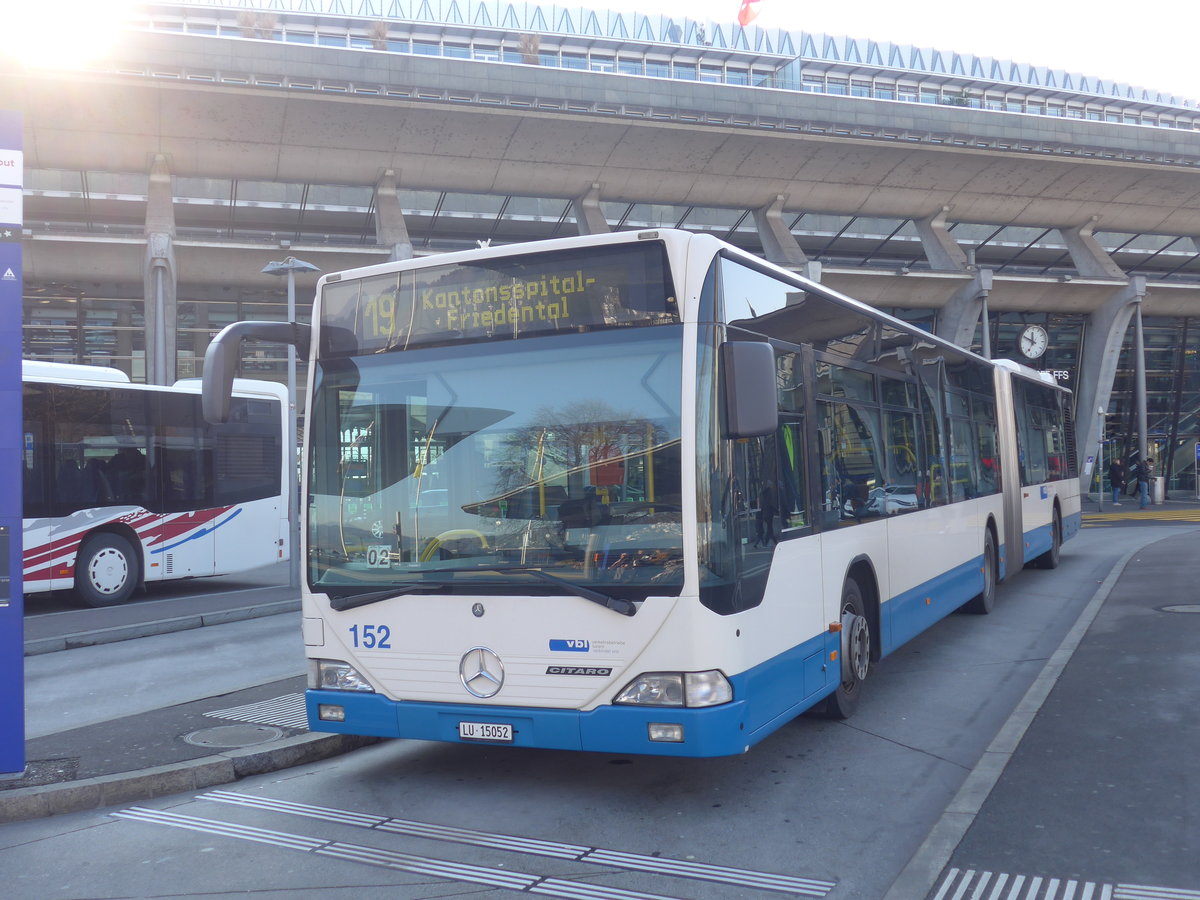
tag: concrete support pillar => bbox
[1059,217,1126,279]
[753,195,807,268]
[143,154,177,386]
[1134,306,1148,466]
[935,268,994,350]
[572,183,611,235]
[375,169,413,261]
[1075,276,1146,494]
[915,206,970,272]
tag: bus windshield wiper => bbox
[466,564,638,617]
[329,580,458,611]
[327,567,637,617]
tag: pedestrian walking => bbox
[1107,458,1126,505]
[1136,456,1154,509]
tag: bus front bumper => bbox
[305,689,755,758]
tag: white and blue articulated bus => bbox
[204,229,1080,757]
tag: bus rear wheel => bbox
[75,533,140,607]
[823,577,870,719]
[963,530,998,615]
[1033,509,1062,570]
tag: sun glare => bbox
[4,0,138,69]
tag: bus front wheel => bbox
[75,533,140,607]
[823,577,870,719]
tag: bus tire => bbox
[823,576,870,719]
[75,533,140,607]
[963,529,998,615]
[1033,508,1062,570]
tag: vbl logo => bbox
[549,639,590,652]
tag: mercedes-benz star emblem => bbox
[459,647,505,698]
[472,602,485,618]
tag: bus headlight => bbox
[312,659,375,692]
[614,671,732,708]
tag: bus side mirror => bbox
[721,341,778,439]
[202,321,312,423]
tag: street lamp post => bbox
[261,256,320,590]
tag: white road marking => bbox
[936,868,1200,900]
[204,692,308,729]
[114,807,675,900]
[202,788,833,895]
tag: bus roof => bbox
[22,360,131,383]
[22,362,286,402]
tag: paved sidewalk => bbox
[931,530,1200,897]
[887,528,1200,900]
[1,675,376,823]
[5,563,376,823]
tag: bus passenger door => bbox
[21,383,58,591]
[149,394,217,580]
[210,396,288,575]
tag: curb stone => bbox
[0,732,379,824]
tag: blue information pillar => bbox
[0,110,24,776]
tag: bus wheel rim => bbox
[89,548,128,594]
[841,612,869,685]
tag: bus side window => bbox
[777,420,807,530]
[817,399,885,526]
[22,385,52,518]
[160,449,202,508]
[55,448,112,510]
[106,447,148,505]
[23,454,46,511]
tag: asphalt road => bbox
[4,525,1192,899]
[21,560,295,655]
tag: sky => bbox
[599,0,1200,101]
[3,0,1197,102]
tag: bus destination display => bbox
[320,242,677,355]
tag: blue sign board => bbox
[0,109,23,776]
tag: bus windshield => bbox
[308,327,684,599]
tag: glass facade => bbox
[967,314,1200,496]
[22,286,299,388]
[1106,318,1200,495]
[138,3,1200,131]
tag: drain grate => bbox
[204,693,308,730]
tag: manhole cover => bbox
[183,724,284,748]
[1159,604,1200,614]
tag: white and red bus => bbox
[22,360,289,606]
